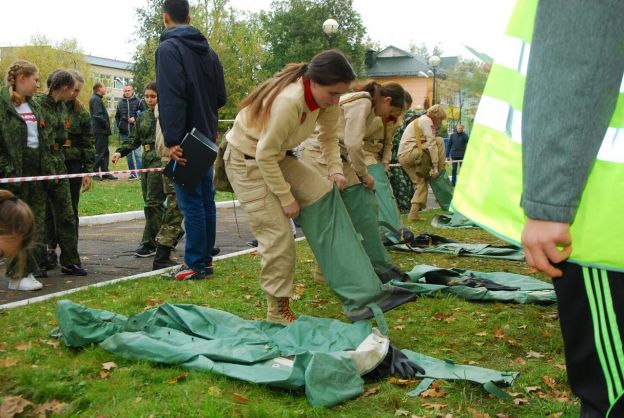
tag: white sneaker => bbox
[8,274,43,291]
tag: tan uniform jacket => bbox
[154,105,170,163]
[226,79,342,207]
[398,114,440,167]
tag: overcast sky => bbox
[0,0,515,62]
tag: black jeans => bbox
[94,134,110,173]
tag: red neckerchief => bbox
[302,78,320,112]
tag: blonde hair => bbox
[239,50,356,128]
[5,60,38,106]
[427,104,447,120]
[0,190,35,274]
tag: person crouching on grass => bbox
[112,82,165,258]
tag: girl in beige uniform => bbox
[224,50,414,324]
[397,104,447,221]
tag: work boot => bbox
[408,203,421,222]
[152,245,178,270]
[266,295,297,325]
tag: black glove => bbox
[363,345,425,380]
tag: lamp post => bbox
[428,55,441,105]
[322,18,339,48]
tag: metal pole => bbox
[432,70,437,105]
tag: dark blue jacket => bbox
[448,131,469,158]
[156,25,226,147]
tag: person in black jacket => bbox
[447,123,468,186]
[114,84,146,179]
[156,0,226,281]
[89,82,116,180]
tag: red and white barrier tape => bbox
[0,167,164,184]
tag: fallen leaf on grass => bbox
[513,398,529,405]
[390,325,405,331]
[243,294,253,300]
[525,386,541,394]
[394,409,410,416]
[496,414,510,418]
[144,297,163,310]
[101,362,117,371]
[422,403,447,411]
[134,397,142,404]
[517,324,527,330]
[542,331,552,338]
[231,392,248,404]
[0,358,19,368]
[0,343,6,352]
[388,377,414,386]
[420,381,446,398]
[433,312,456,323]
[358,386,380,399]
[494,329,506,340]
[548,413,563,418]
[99,371,111,379]
[291,294,301,300]
[208,386,222,397]
[39,339,60,349]
[33,400,68,417]
[512,357,526,366]
[525,350,545,359]
[475,332,488,337]
[0,395,33,418]
[166,371,188,384]
[542,375,557,390]
[14,342,30,351]
[468,407,491,418]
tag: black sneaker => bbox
[102,174,118,180]
[92,175,103,181]
[246,240,258,248]
[33,267,48,278]
[134,245,156,258]
[61,264,87,276]
[174,266,207,281]
[212,247,220,256]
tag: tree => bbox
[437,59,490,133]
[0,36,93,104]
[409,42,444,60]
[260,0,367,76]
[131,0,267,120]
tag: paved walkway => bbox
[0,205,258,306]
[0,191,438,306]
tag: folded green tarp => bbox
[390,240,525,261]
[53,300,519,406]
[391,265,556,304]
[431,212,479,229]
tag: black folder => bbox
[163,128,218,190]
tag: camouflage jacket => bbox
[33,93,69,174]
[0,86,50,178]
[64,100,96,172]
[391,109,418,163]
[116,108,161,168]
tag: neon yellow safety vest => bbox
[452,0,624,272]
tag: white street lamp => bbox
[428,55,441,105]
[322,18,339,48]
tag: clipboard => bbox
[163,128,218,190]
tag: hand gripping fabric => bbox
[341,184,409,283]
[298,186,416,321]
[367,163,402,232]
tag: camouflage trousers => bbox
[2,148,47,279]
[140,157,165,249]
[388,166,415,213]
[46,174,81,265]
[155,167,183,249]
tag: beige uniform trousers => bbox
[399,137,446,209]
[299,147,360,187]
[224,145,331,298]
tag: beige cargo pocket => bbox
[237,183,267,213]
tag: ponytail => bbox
[46,69,75,95]
[355,80,405,108]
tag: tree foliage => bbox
[437,59,490,132]
[259,0,367,77]
[0,36,93,104]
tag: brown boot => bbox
[408,203,421,221]
[266,295,297,324]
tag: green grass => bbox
[78,146,235,216]
[0,210,579,417]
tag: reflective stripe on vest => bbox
[452,0,624,271]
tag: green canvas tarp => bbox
[431,212,479,229]
[391,265,556,304]
[53,300,519,406]
[390,238,525,261]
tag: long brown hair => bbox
[239,49,356,128]
[4,60,38,106]
[0,190,35,273]
[354,80,405,108]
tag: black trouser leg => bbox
[94,134,110,172]
[554,263,624,417]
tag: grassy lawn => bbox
[0,210,578,417]
[78,146,235,216]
